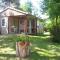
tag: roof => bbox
[0,7,29,16]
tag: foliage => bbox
[20,1,32,13]
[42,0,60,43]
[42,0,60,24]
[50,25,60,43]
[44,20,52,32]
[16,34,30,42]
[1,0,20,8]
[43,0,60,19]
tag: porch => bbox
[8,15,37,34]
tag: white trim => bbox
[29,20,32,34]
[1,17,8,34]
[0,7,29,15]
[1,18,6,27]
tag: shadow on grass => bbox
[0,54,16,60]
[29,36,60,60]
[0,54,16,57]
[0,53,60,60]
[0,35,60,60]
[0,35,17,50]
[30,51,60,60]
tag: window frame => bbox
[1,19,6,27]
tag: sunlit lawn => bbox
[0,34,60,60]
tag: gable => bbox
[0,7,28,16]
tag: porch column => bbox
[24,19,27,34]
[29,20,31,34]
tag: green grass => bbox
[0,34,60,60]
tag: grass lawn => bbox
[0,34,60,60]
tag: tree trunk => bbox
[55,16,58,34]
[16,42,30,58]
[56,16,58,26]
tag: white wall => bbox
[0,16,2,34]
[1,17,8,34]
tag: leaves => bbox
[20,1,32,13]
[1,0,20,8]
[43,0,60,25]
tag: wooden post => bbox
[24,19,27,34]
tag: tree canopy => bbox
[43,0,60,19]
[1,0,20,8]
[43,0,60,43]
[20,1,32,13]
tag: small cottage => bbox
[0,7,37,34]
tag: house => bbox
[0,7,37,34]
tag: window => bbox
[2,19,5,26]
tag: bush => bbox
[50,25,60,43]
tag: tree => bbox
[20,1,32,13]
[42,0,60,43]
[1,0,20,9]
[43,0,60,25]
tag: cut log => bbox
[16,42,30,58]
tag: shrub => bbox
[50,25,60,43]
[16,34,30,42]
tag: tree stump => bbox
[16,42,30,58]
